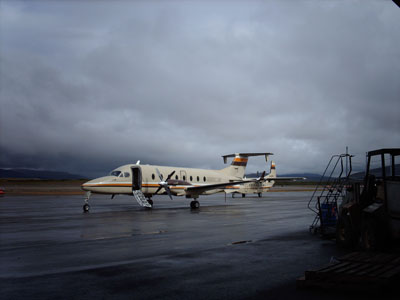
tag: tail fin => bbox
[220,152,273,178]
[267,161,276,178]
[220,154,249,178]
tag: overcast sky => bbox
[1,0,399,178]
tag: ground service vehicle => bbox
[336,148,400,250]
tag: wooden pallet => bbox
[297,252,400,293]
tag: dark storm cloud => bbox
[1,1,399,177]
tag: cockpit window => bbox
[110,170,121,177]
[124,172,130,178]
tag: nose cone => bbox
[81,176,114,192]
[81,179,94,191]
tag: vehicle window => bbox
[110,171,121,177]
[203,176,206,182]
[183,175,186,181]
[369,155,383,179]
[152,174,155,180]
[197,176,199,181]
[124,172,130,177]
[175,175,179,180]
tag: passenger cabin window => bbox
[203,176,206,182]
[110,171,121,177]
[190,176,193,181]
[183,175,186,181]
[152,174,155,180]
[197,176,199,181]
[175,175,178,180]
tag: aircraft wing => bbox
[185,179,257,196]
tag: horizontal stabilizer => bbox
[222,152,273,164]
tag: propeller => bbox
[154,168,176,200]
[257,171,266,181]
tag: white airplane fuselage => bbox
[81,163,243,197]
[227,180,275,195]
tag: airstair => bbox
[308,154,353,236]
[133,190,152,208]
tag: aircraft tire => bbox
[258,193,262,198]
[147,199,153,206]
[190,200,200,209]
[83,203,90,213]
[242,194,245,198]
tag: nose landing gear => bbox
[83,203,90,213]
[83,191,91,213]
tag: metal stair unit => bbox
[133,190,152,208]
[308,154,353,236]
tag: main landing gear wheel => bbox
[242,194,246,198]
[83,203,90,213]
[190,200,200,209]
[258,193,262,198]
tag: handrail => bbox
[307,155,339,213]
[308,154,352,215]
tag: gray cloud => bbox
[1,1,399,178]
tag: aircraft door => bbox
[131,167,142,191]
[180,170,187,182]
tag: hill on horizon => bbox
[349,164,399,181]
[245,172,322,181]
[0,168,87,180]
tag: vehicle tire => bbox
[336,214,357,249]
[242,194,245,198]
[147,199,153,206]
[258,193,262,198]
[83,203,90,213]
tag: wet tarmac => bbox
[0,192,380,299]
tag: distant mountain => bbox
[280,173,324,181]
[349,164,399,181]
[0,169,86,180]
[245,172,322,181]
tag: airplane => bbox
[81,152,272,212]
[225,161,305,198]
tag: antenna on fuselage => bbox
[136,160,140,165]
